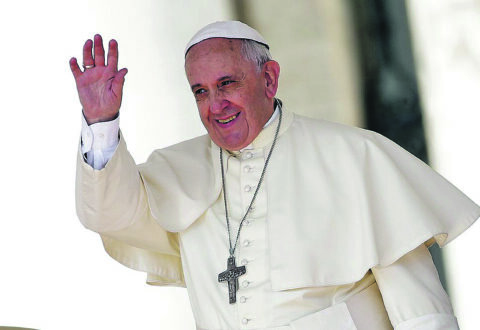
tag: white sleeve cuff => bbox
[395,313,459,330]
[81,113,120,154]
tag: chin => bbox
[211,133,249,151]
[215,139,247,151]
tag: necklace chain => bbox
[220,104,283,257]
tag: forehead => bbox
[185,38,256,79]
[185,38,242,63]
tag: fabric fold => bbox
[138,134,222,233]
[76,109,479,290]
[267,115,479,290]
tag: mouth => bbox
[215,112,241,125]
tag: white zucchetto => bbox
[184,20,269,56]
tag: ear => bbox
[263,60,280,99]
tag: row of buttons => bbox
[239,149,259,328]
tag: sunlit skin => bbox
[185,38,280,151]
[69,34,128,125]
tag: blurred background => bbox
[0,0,479,329]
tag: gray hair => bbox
[185,38,272,72]
[240,39,272,72]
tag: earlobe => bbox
[264,61,280,99]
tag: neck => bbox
[229,99,281,153]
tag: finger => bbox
[107,39,119,71]
[112,68,128,94]
[83,39,94,67]
[69,57,82,79]
[94,34,106,67]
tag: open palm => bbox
[70,34,128,124]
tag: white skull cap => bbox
[185,20,269,56]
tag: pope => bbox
[71,21,480,329]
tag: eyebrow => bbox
[218,75,234,81]
[190,75,236,91]
[190,83,201,91]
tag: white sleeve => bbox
[81,113,120,170]
[372,244,459,330]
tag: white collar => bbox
[239,106,279,152]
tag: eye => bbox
[194,88,207,96]
[220,80,235,87]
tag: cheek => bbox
[197,108,209,127]
[197,103,209,118]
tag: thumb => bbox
[112,68,128,93]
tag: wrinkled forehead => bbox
[185,38,242,64]
[184,38,257,85]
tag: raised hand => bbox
[69,34,128,125]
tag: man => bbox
[71,21,479,329]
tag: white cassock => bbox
[76,105,479,330]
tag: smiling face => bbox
[185,38,279,150]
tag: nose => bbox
[209,91,229,114]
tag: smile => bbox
[216,112,240,125]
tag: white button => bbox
[245,152,253,159]
[98,133,104,139]
[250,204,256,210]
[243,165,252,173]
[242,318,249,324]
[243,240,251,247]
[239,296,247,303]
[244,185,252,192]
[242,280,249,288]
[241,259,248,266]
[243,220,250,226]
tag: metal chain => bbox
[220,103,283,257]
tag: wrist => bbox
[83,111,119,125]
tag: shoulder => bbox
[143,134,212,166]
[155,134,211,153]
[288,112,383,149]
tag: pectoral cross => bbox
[218,256,246,304]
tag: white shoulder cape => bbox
[101,110,480,288]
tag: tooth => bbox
[218,115,237,124]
